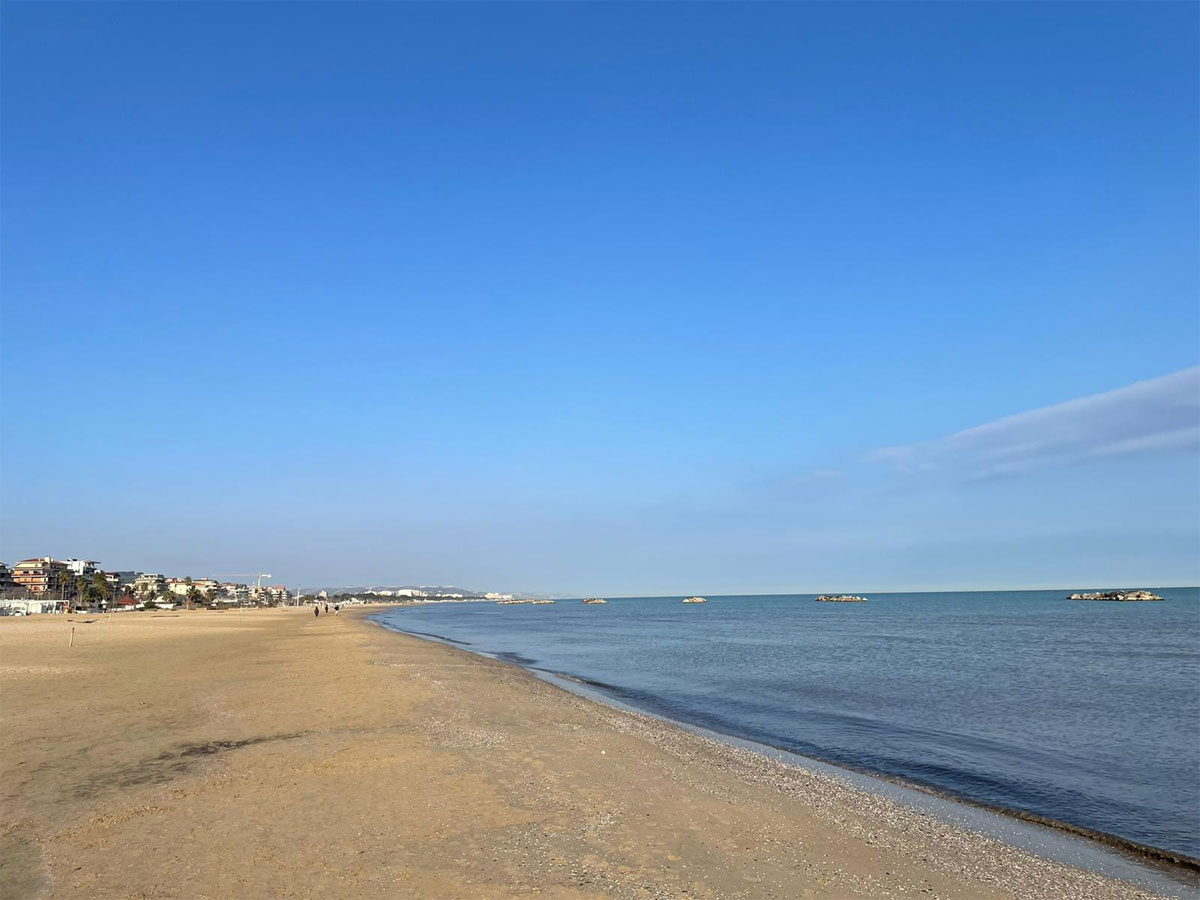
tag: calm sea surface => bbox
[375,589,1200,858]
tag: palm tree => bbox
[91,571,111,609]
[73,575,91,610]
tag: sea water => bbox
[374,589,1200,860]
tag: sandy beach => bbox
[0,607,1178,899]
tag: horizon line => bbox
[305,583,1200,597]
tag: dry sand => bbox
[0,607,1176,899]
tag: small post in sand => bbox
[69,626,75,647]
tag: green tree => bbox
[75,575,104,609]
[91,572,111,608]
[185,586,196,608]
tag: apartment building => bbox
[11,558,70,595]
[133,573,167,595]
[166,578,220,597]
[219,583,253,604]
[260,585,292,604]
[64,558,100,577]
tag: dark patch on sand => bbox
[0,828,51,900]
[71,732,308,799]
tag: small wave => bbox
[371,620,472,645]
[538,669,622,691]
[494,650,538,666]
[406,630,472,645]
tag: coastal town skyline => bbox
[0,553,523,609]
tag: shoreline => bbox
[539,671,1200,886]
[538,669,1200,874]
[1,606,1193,899]
[371,614,1200,896]
[538,668,1200,874]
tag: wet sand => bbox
[0,607,1175,899]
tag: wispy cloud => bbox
[869,367,1200,477]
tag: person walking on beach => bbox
[334,604,340,616]
[313,605,319,617]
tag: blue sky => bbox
[2,2,1197,594]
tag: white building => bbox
[64,559,100,577]
[0,597,63,615]
[260,585,292,604]
[219,583,253,604]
